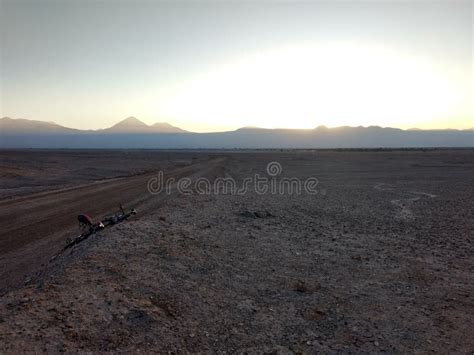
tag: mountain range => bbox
[0,116,186,134]
[1,116,473,148]
[105,117,187,133]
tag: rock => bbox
[294,280,309,292]
[255,210,273,218]
[294,280,321,293]
[271,345,292,354]
[240,211,257,218]
[241,210,273,219]
[304,307,327,321]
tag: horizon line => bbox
[1,116,473,133]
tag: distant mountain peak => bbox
[236,126,266,131]
[315,125,329,130]
[124,116,144,123]
[112,116,147,127]
[0,116,77,134]
[103,117,187,133]
[105,117,149,133]
[150,121,187,133]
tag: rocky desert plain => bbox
[0,149,473,352]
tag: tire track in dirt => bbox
[374,183,437,219]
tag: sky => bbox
[0,0,472,132]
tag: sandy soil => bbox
[0,149,473,352]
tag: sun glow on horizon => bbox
[156,42,469,132]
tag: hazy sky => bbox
[1,0,472,132]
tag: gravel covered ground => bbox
[0,150,473,352]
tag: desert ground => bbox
[0,149,473,352]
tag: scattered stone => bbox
[295,280,308,292]
[294,280,321,293]
[240,210,273,219]
[125,309,155,329]
[304,307,327,321]
[240,211,257,218]
[255,211,273,218]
